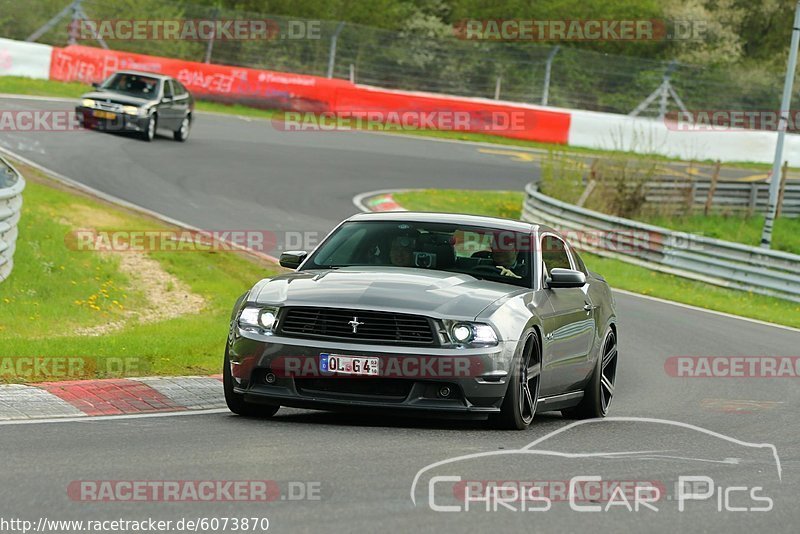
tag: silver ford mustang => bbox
[224,212,618,429]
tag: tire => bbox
[174,115,191,142]
[141,113,157,142]
[562,328,617,419]
[490,332,541,430]
[223,348,279,417]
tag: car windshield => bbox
[304,220,534,288]
[100,73,161,100]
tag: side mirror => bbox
[161,96,173,104]
[546,268,586,289]
[91,82,100,89]
[279,250,308,269]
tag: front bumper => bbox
[228,329,517,419]
[75,106,149,133]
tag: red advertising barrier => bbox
[334,85,570,143]
[49,45,570,143]
[49,45,346,112]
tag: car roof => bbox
[109,70,172,81]
[348,211,556,235]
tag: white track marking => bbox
[0,93,77,103]
[0,408,230,426]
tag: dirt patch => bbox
[61,204,131,228]
[72,252,205,337]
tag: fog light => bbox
[265,372,277,384]
[438,386,451,398]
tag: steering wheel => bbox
[472,264,502,275]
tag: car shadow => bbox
[231,408,566,432]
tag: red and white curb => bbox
[0,376,224,421]
[351,189,410,213]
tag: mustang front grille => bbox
[277,307,437,346]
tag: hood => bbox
[252,267,523,319]
[81,91,154,107]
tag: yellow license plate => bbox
[92,110,117,120]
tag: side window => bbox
[163,80,174,98]
[541,235,572,274]
[572,249,588,275]
[173,81,187,96]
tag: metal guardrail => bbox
[522,183,800,303]
[0,157,24,284]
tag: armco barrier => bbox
[522,183,800,302]
[0,156,24,283]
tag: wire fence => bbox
[3,0,791,118]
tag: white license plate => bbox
[320,353,379,376]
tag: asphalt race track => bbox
[1,96,799,533]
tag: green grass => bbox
[0,75,788,169]
[395,189,524,219]
[638,213,800,256]
[393,189,800,329]
[0,77,88,98]
[0,160,279,382]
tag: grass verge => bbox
[393,189,800,329]
[0,159,279,382]
[639,213,800,256]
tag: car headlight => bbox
[82,98,96,108]
[122,105,141,116]
[446,321,498,347]
[238,306,278,334]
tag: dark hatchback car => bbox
[75,71,194,142]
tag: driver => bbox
[491,239,524,278]
[389,235,416,267]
